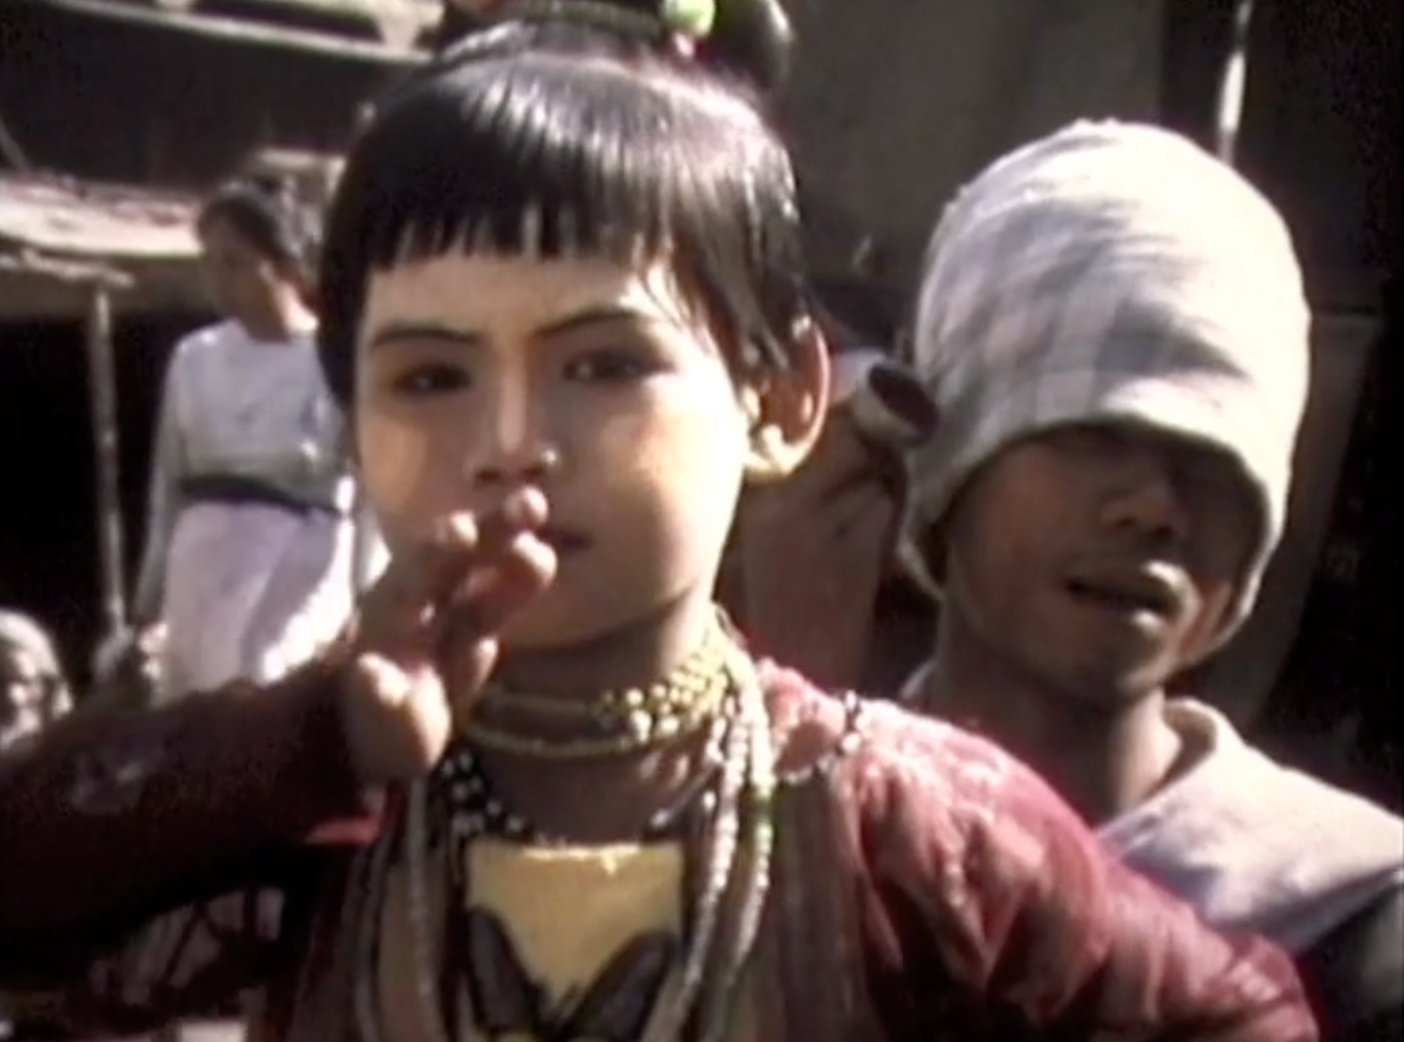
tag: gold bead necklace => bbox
[464,609,737,759]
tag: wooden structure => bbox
[0,0,426,191]
[0,174,203,321]
[0,0,416,676]
[0,172,205,645]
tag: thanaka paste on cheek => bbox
[596,409,655,475]
[595,374,744,495]
[359,411,431,515]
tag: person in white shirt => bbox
[131,179,360,700]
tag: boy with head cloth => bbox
[904,120,1403,1042]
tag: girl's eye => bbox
[390,364,470,396]
[565,350,654,383]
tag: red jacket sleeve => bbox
[858,705,1318,1041]
[0,656,380,988]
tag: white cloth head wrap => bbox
[907,120,1310,641]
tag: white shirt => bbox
[134,320,353,619]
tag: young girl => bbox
[1,4,1314,1040]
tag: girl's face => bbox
[354,249,826,652]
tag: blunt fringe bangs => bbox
[317,22,809,405]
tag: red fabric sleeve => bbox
[858,705,1318,1041]
[0,656,380,979]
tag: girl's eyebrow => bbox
[367,307,654,351]
[368,321,483,351]
[535,305,652,339]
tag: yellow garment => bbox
[466,838,686,1011]
[375,838,755,1042]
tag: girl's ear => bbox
[742,317,830,484]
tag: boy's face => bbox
[941,422,1258,709]
[353,248,822,651]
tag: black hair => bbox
[316,2,807,406]
[198,177,319,281]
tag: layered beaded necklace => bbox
[351,609,801,1042]
[462,612,738,762]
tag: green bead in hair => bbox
[661,0,715,37]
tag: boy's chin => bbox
[1058,655,1178,713]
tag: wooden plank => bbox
[0,173,198,262]
[0,262,203,321]
[0,172,206,320]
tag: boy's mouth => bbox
[1063,562,1182,618]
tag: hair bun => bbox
[702,0,793,94]
[437,0,793,93]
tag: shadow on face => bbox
[940,422,1259,708]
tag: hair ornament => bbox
[439,0,790,90]
[660,0,716,40]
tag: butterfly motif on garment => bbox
[463,907,680,1042]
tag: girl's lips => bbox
[538,526,592,554]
